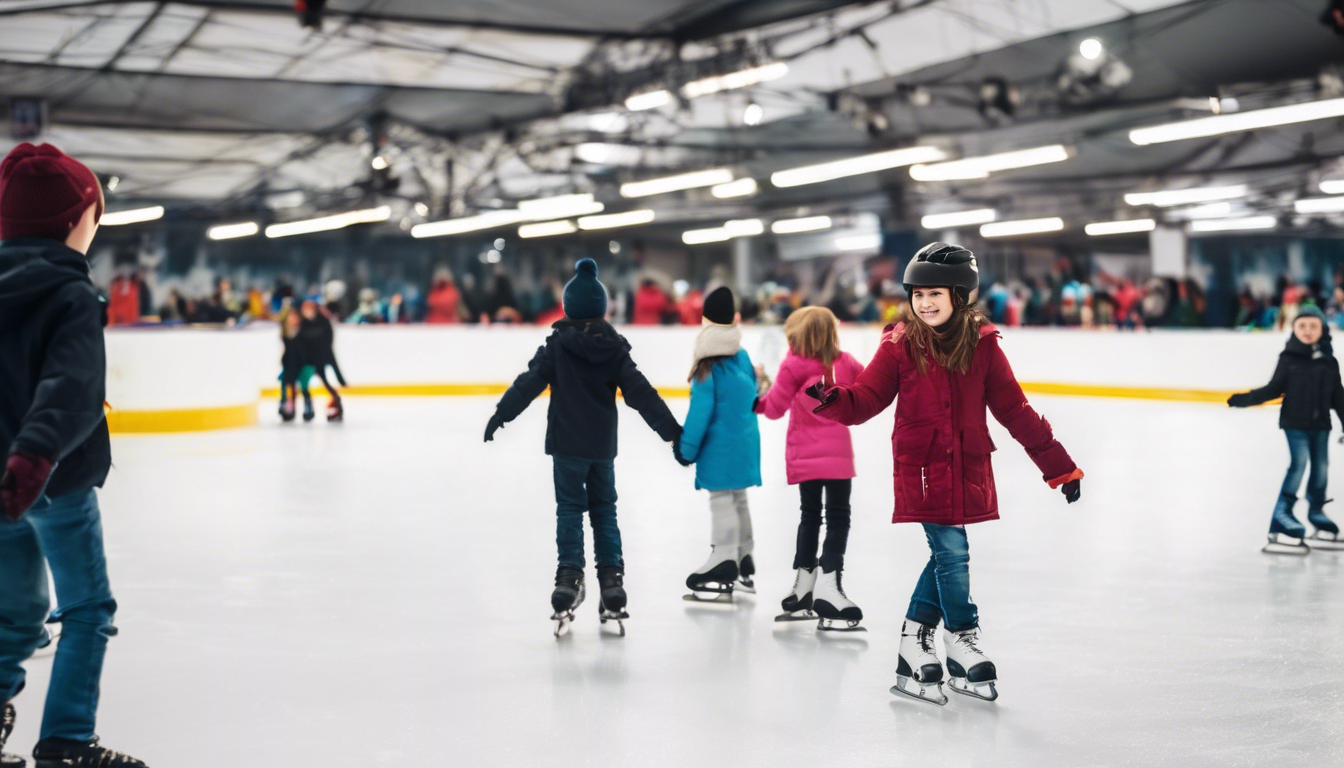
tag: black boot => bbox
[32,737,147,768]
[2,703,23,768]
[302,394,315,422]
[551,566,585,614]
[596,565,627,615]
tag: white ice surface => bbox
[7,395,1344,767]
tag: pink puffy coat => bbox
[755,350,865,484]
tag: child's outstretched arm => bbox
[810,343,899,426]
[755,361,800,420]
[485,343,554,441]
[616,354,681,443]
[1227,358,1288,408]
[678,372,716,463]
[984,340,1082,500]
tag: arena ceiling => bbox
[0,0,1340,238]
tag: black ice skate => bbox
[302,394,315,422]
[1264,499,1310,555]
[551,566,585,638]
[735,553,756,593]
[1307,506,1344,550]
[326,398,344,423]
[278,397,296,422]
[683,547,738,603]
[597,565,628,636]
[32,737,147,768]
[2,702,23,768]
[774,566,817,622]
[891,619,947,706]
[945,627,998,701]
[812,567,865,632]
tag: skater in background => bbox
[755,306,867,630]
[1227,304,1344,553]
[296,299,346,422]
[277,304,308,421]
[810,243,1082,705]
[675,287,763,602]
[484,259,681,637]
[0,143,148,766]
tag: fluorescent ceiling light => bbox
[519,220,577,239]
[980,217,1065,238]
[909,145,1070,181]
[207,222,260,240]
[575,143,613,164]
[625,90,673,111]
[1320,180,1344,195]
[836,234,882,251]
[712,178,759,199]
[1173,202,1236,220]
[578,210,656,230]
[1295,196,1344,214]
[518,194,604,220]
[683,62,788,99]
[921,208,996,229]
[683,227,730,245]
[266,206,391,238]
[620,169,735,198]
[1189,216,1276,232]
[101,206,164,226]
[1084,219,1156,236]
[771,215,832,234]
[1124,185,1247,207]
[411,210,526,239]
[771,146,947,188]
[1130,97,1344,145]
[723,218,764,237]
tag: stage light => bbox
[1124,185,1247,207]
[909,145,1070,181]
[207,222,260,240]
[101,206,165,226]
[771,216,832,234]
[620,169,734,198]
[1084,219,1156,236]
[921,209,996,229]
[1130,97,1344,145]
[980,217,1065,237]
[770,146,946,188]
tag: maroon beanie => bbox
[0,143,104,241]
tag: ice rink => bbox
[7,393,1343,768]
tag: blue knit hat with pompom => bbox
[563,258,608,320]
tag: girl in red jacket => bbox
[811,243,1083,705]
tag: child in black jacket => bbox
[1229,305,1344,553]
[484,259,681,635]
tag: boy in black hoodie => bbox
[1229,304,1344,553]
[0,144,147,766]
[485,259,681,635]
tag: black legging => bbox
[794,479,852,572]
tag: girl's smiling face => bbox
[911,287,954,328]
[1294,316,1324,346]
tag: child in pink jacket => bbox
[755,307,866,631]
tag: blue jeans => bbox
[553,457,621,570]
[0,488,117,741]
[906,524,978,633]
[1275,429,1330,519]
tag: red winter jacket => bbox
[816,322,1081,526]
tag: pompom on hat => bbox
[0,143,104,241]
[562,258,609,320]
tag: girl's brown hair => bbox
[784,306,841,367]
[689,356,728,383]
[899,288,986,375]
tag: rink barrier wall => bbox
[106,325,1290,433]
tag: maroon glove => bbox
[0,449,55,522]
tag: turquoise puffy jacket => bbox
[680,349,762,491]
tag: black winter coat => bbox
[494,319,679,460]
[1230,332,1344,431]
[0,238,111,496]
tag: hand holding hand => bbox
[672,436,694,467]
[0,449,54,522]
[483,413,505,443]
[1062,479,1081,504]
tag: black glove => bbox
[804,380,829,402]
[484,413,505,442]
[672,435,694,467]
[1062,479,1081,504]
[1227,393,1250,408]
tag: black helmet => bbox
[903,242,980,304]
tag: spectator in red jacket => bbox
[632,279,670,325]
[811,243,1082,707]
[425,272,462,324]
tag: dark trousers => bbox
[553,456,621,570]
[793,479,852,572]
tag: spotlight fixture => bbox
[1079,38,1104,60]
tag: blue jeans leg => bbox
[24,489,117,741]
[553,457,590,569]
[1306,430,1330,514]
[1275,430,1313,525]
[585,461,622,569]
[906,524,978,633]
[0,512,51,707]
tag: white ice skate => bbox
[683,546,738,604]
[812,567,865,632]
[944,627,998,701]
[891,619,948,706]
[774,567,817,622]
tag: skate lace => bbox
[956,630,984,657]
[916,625,937,654]
[833,570,848,598]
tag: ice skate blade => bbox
[774,610,817,623]
[551,610,577,638]
[891,676,948,706]
[817,617,866,632]
[948,677,998,702]
[1307,533,1344,550]
[735,579,757,594]
[683,592,734,604]
[599,612,627,637]
[1263,541,1310,556]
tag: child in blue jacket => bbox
[675,287,762,600]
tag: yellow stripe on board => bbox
[1018,382,1239,403]
[107,403,258,434]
